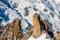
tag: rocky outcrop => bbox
[33,13,42,38]
[0,18,22,40]
[56,32,60,40]
[22,26,33,40]
[12,18,21,40]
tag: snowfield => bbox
[28,33,51,40]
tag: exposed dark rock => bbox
[33,7,38,11]
[50,12,54,17]
[44,9,48,12]
[58,15,60,19]
[0,31,3,35]
[24,7,29,16]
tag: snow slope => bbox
[28,33,51,40]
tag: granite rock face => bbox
[33,13,42,38]
[0,18,22,40]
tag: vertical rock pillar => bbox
[33,13,42,38]
[56,32,60,40]
[13,18,21,40]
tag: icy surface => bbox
[0,0,60,40]
[28,33,51,40]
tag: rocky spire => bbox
[33,13,42,38]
